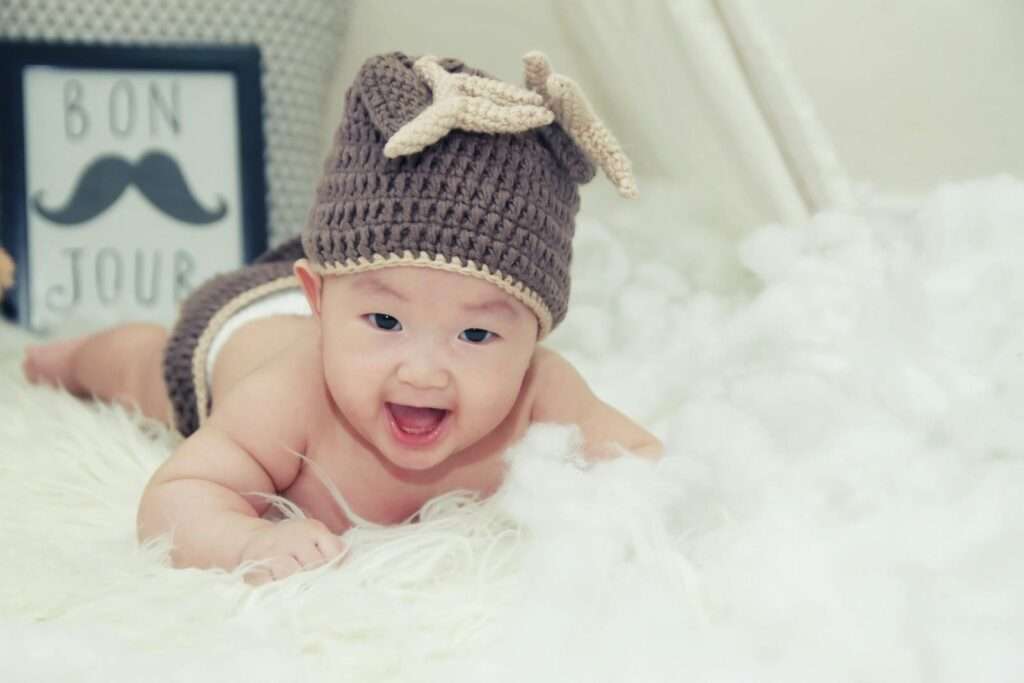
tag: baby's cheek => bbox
[323,355,380,410]
[469,374,522,425]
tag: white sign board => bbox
[0,43,267,332]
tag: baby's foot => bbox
[22,337,87,393]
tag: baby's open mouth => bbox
[386,402,451,444]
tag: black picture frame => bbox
[0,40,267,328]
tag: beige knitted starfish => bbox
[385,53,638,199]
[383,56,555,158]
[523,51,638,198]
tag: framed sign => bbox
[0,41,267,331]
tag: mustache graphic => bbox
[32,150,228,226]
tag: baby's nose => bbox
[396,359,450,390]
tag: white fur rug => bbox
[2,176,1023,682]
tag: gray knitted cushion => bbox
[0,0,350,245]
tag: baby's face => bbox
[316,266,539,471]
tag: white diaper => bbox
[204,288,312,386]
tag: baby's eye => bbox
[459,328,494,344]
[366,313,402,331]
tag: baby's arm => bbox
[530,349,663,459]
[137,363,342,581]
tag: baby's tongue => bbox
[389,403,446,434]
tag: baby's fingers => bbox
[239,520,345,584]
[245,555,302,585]
[285,523,340,568]
[314,531,346,563]
[291,538,326,568]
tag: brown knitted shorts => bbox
[162,237,306,437]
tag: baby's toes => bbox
[21,339,84,389]
[22,347,47,385]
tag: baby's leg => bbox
[23,323,173,425]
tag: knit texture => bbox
[302,52,598,335]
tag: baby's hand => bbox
[239,518,346,584]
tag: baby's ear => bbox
[293,259,322,318]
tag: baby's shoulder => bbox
[529,345,567,369]
[210,335,323,445]
[525,346,592,422]
[527,346,584,385]
[250,337,325,414]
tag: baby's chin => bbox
[381,450,452,472]
[377,442,460,473]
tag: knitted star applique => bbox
[383,56,555,158]
[523,51,639,198]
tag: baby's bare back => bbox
[209,314,316,405]
[205,314,536,534]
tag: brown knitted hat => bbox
[302,51,636,336]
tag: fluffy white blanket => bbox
[2,177,1022,682]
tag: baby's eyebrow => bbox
[352,273,519,319]
[351,275,409,302]
[461,298,520,320]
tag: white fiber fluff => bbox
[2,176,1023,681]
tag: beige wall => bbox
[761,0,1024,193]
[326,1,1024,199]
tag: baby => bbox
[22,52,661,583]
